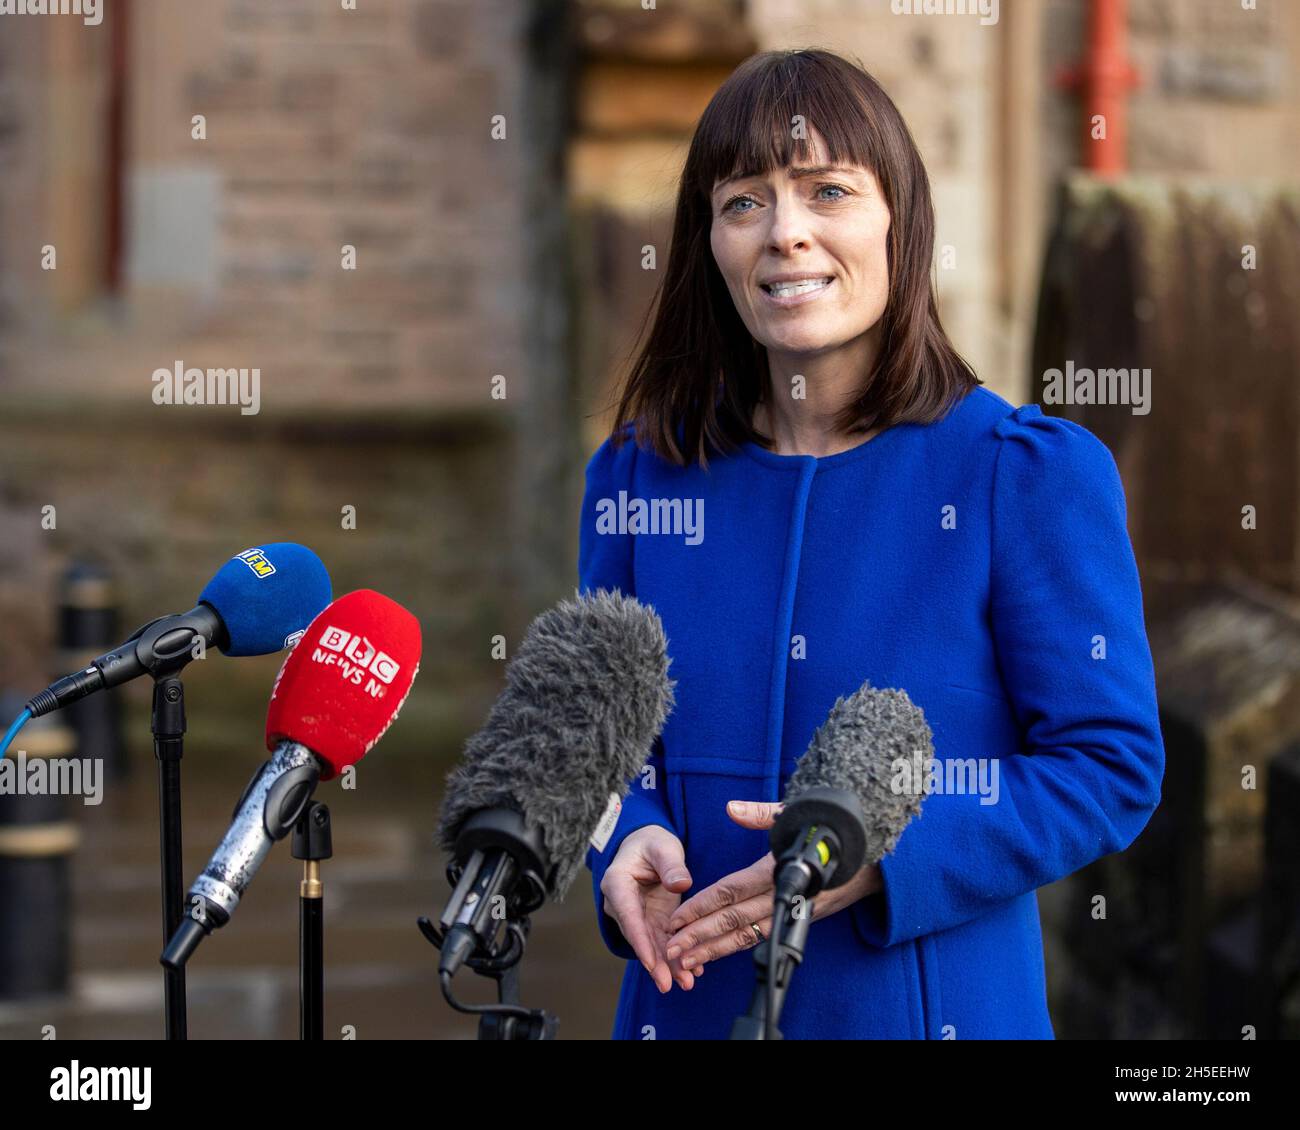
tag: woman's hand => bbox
[600,825,698,993]
[663,800,882,978]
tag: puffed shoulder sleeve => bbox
[853,404,1166,947]
[578,427,680,960]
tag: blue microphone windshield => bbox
[197,544,332,657]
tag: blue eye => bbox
[721,183,850,214]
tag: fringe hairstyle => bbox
[609,47,980,467]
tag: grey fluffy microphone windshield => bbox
[736,683,934,1041]
[437,588,675,899]
[773,682,934,892]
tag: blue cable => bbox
[1,708,31,759]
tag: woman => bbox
[579,48,1164,1040]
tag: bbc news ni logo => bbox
[313,625,401,696]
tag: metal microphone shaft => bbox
[161,741,320,969]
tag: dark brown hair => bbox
[608,47,980,467]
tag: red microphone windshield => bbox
[265,589,421,779]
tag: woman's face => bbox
[709,131,891,361]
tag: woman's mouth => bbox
[759,276,834,306]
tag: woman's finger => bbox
[668,954,696,991]
[725,799,783,830]
[667,853,775,933]
[639,833,692,893]
[643,892,696,992]
[680,912,775,969]
[601,870,671,991]
[666,891,773,964]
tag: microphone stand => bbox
[31,605,229,1034]
[419,811,557,1040]
[151,674,188,1041]
[418,912,557,1040]
[733,789,868,1039]
[730,898,812,1041]
[120,609,225,1040]
[292,800,332,1041]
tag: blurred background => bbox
[0,0,1297,1040]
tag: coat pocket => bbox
[914,933,944,1038]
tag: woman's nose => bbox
[766,201,813,253]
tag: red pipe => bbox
[1058,0,1140,177]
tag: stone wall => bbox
[0,0,578,758]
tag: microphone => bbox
[22,544,332,718]
[771,683,932,906]
[432,589,674,979]
[161,589,421,969]
[734,682,933,1040]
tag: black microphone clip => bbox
[419,808,557,1040]
[25,604,228,718]
[770,786,868,903]
[424,808,550,976]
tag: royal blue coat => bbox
[580,386,1165,1040]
